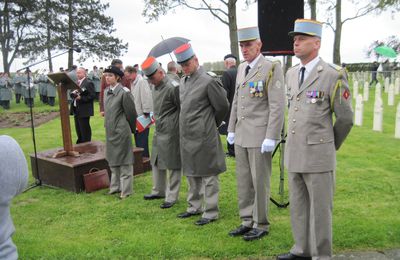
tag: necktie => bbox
[299,67,306,88]
[245,65,251,77]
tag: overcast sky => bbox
[5,0,400,72]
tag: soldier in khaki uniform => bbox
[174,43,229,226]
[277,19,353,260]
[227,26,285,241]
[141,56,182,209]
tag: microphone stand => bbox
[21,48,78,192]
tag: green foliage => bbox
[0,86,399,258]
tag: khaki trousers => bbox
[235,145,272,231]
[109,164,133,197]
[150,165,182,203]
[288,171,335,260]
[186,175,219,220]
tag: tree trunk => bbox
[67,0,74,69]
[1,0,10,73]
[308,0,317,19]
[228,0,239,65]
[45,0,53,72]
[333,0,342,65]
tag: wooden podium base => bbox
[30,141,151,193]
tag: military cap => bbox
[237,26,260,42]
[141,56,159,77]
[288,19,323,38]
[111,59,123,65]
[104,65,124,78]
[224,54,237,61]
[174,43,195,63]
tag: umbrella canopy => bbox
[374,45,397,58]
[148,37,190,58]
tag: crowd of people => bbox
[1,19,355,260]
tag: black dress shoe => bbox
[243,228,268,241]
[177,211,201,218]
[276,253,311,260]
[143,194,165,200]
[195,218,216,226]
[228,225,252,237]
[160,201,175,209]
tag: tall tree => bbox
[308,0,317,19]
[57,0,128,69]
[142,0,240,63]
[0,0,37,73]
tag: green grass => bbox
[0,87,399,259]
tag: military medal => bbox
[311,98,316,103]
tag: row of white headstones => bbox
[350,73,400,139]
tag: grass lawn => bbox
[0,86,399,259]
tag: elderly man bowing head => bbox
[174,43,229,226]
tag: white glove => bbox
[227,132,235,145]
[261,138,276,153]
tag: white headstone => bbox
[388,84,395,106]
[355,94,364,126]
[385,77,390,93]
[353,81,359,100]
[363,81,369,101]
[373,97,383,132]
[375,82,382,99]
[395,103,400,139]
[395,78,400,95]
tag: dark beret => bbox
[104,65,124,78]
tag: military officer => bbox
[12,72,24,104]
[37,71,49,104]
[45,72,57,106]
[88,66,101,100]
[141,56,182,209]
[227,26,285,241]
[21,71,36,108]
[0,73,13,109]
[103,65,137,200]
[276,19,354,260]
[174,43,229,225]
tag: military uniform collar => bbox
[300,56,320,75]
[247,53,263,69]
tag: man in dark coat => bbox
[220,54,238,157]
[174,43,229,226]
[70,67,96,144]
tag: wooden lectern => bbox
[47,72,80,158]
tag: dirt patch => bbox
[0,112,59,128]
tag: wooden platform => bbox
[30,141,151,193]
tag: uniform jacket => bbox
[104,84,137,167]
[285,58,354,173]
[228,56,285,147]
[99,74,130,112]
[167,72,181,82]
[219,66,237,135]
[130,75,153,116]
[150,76,181,170]
[69,78,96,118]
[179,66,229,177]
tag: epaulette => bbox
[207,71,218,78]
[328,63,342,71]
[123,87,130,92]
[287,63,300,73]
[171,80,179,87]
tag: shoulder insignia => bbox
[123,87,130,92]
[171,80,179,87]
[328,63,342,71]
[207,71,218,78]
